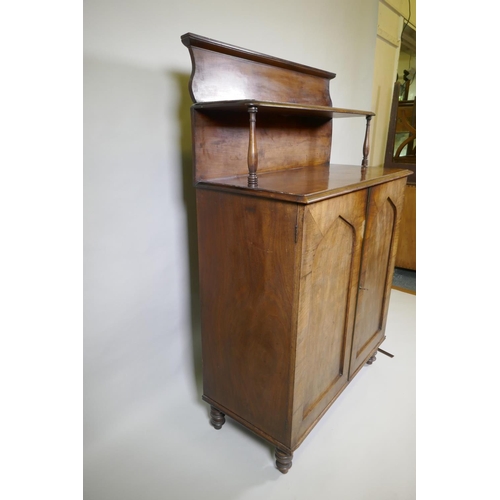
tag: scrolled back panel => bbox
[182,33,334,106]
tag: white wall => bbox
[84,0,379,466]
[370,0,403,165]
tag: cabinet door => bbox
[349,178,406,377]
[291,190,367,447]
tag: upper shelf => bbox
[182,33,378,183]
[192,100,374,119]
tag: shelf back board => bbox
[181,33,335,106]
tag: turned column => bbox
[275,448,293,474]
[247,106,258,187]
[361,114,372,168]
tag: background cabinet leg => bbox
[366,354,377,365]
[275,448,293,474]
[209,405,226,430]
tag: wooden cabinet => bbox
[182,33,411,473]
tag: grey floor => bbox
[393,267,416,293]
[84,289,415,500]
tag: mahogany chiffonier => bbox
[181,32,411,474]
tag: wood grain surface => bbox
[349,178,407,377]
[291,190,367,447]
[196,189,300,446]
[395,184,416,270]
[181,33,334,105]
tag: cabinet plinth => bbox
[182,32,411,472]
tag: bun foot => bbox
[209,405,225,430]
[366,354,377,365]
[275,448,293,474]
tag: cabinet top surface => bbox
[196,164,412,204]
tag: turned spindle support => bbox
[361,114,372,169]
[209,405,226,430]
[366,354,377,365]
[275,448,293,474]
[247,106,258,187]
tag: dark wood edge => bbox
[384,83,417,182]
[398,100,416,107]
[181,32,336,80]
[287,205,305,445]
[194,169,413,205]
[384,82,401,167]
[202,395,293,453]
[192,100,375,118]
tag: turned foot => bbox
[366,354,377,365]
[209,405,225,430]
[275,448,293,474]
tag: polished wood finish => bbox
[183,33,374,181]
[384,82,416,178]
[385,82,416,270]
[291,190,366,446]
[395,184,416,270]
[182,33,412,472]
[181,33,335,105]
[362,115,372,168]
[192,100,374,118]
[197,164,410,204]
[196,190,298,446]
[192,109,333,181]
[247,107,258,186]
[349,178,407,377]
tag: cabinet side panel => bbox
[291,190,367,448]
[196,190,298,446]
[349,178,407,376]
